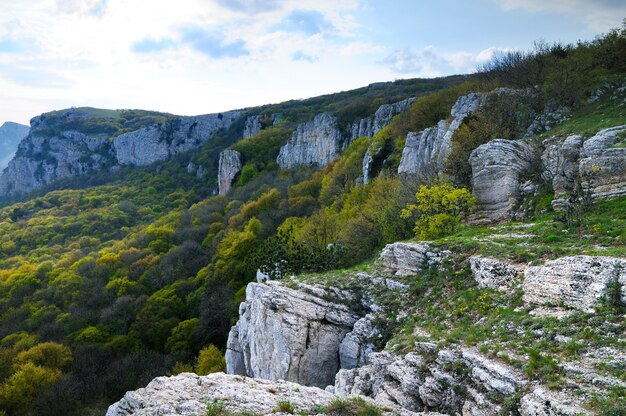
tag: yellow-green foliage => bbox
[0,362,62,415]
[12,342,72,371]
[401,183,476,240]
[195,344,226,375]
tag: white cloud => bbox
[382,46,514,77]
[494,0,626,31]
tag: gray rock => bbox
[351,97,416,140]
[469,139,541,222]
[339,315,377,369]
[519,386,591,416]
[469,256,523,290]
[380,242,449,276]
[217,149,242,195]
[522,256,626,312]
[579,125,626,201]
[448,92,483,134]
[277,113,343,169]
[541,135,584,197]
[114,112,242,166]
[225,281,360,388]
[525,103,570,137]
[398,120,451,178]
[243,114,278,138]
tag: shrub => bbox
[401,184,476,240]
[274,400,296,414]
[195,344,226,375]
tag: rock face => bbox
[541,125,626,206]
[0,121,29,170]
[380,242,449,277]
[0,131,112,197]
[217,150,242,195]
[469,256,523,290]
[469,139,540,222]
[351,97,416,140]
[519,386,591,416]
[397,120,451,177]
[0,109,244,198]
[398,92,482,178]
[335,345,528,414]
[277,113,343,169]
[225,280,362,388]
[114,112,242,166]
[522,256,626,312]
[243,114,278,138]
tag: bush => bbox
[195,344,226,375]
[401,184,476,240]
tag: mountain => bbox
[0,26,625,416]
[0,121,29,171]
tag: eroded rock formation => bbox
[217,150,242,195]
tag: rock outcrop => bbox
[380,242,449,276]
[335,344,528,414]
[469,139,541,222]
[243,114,279,138]
[397,120,451,178]
[225,280,364,388]
[0,109,244,198]
[522,256,626,312]
[469,256,524,290]
[217,150,242,195]
[398,92,482,178]
[0,132,112,197]
[351,97,416,140]
[277,113,343,169]
[541,134,584,196]
[114,112,242,166]
[0,121,29,170]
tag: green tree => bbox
[401,184,476,240]
[195,344,226,375]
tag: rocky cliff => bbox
[351,97,416,140]
[225,280,369,388]
[0,121,29,171]
[243,114,279,138]
[0,108,243,198]
[217,149,242,195]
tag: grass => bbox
[321,397,382,416]
[274,400,297,414]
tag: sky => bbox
[0,0,624,125]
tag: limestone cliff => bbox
[350,97,416,140]
[276,113,343,169]
[217,149,242,195]
[0,108,243,198]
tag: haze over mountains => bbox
[0,122,29,171]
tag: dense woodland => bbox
[0,24,624,415]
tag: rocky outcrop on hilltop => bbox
[351,97,416,140]
[114,112,242,166]
[225,280,367,388]
[243,114,279,138]
[542,125,626,208]
[0,109,244,198]
[217,149,242,195]
[523,256,626,312]
[0,121,29,170]
[0,131,112,197]
[469,139,541,222]
[276,113,343,169]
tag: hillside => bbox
[1,25,625,416]
[0,122,29,171]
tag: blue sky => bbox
[0,0,624,125]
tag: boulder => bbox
[225,281,360,388]
[522,256,626,312]
[380,242,449,276]
[469,139,541,222]
[339,314,377,369]
[541,134,584,196]
[579,125,626,201]
[217,149,242,195]
[277,113,343,169]
[469,256,523,290]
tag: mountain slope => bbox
[0,121,29,171]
